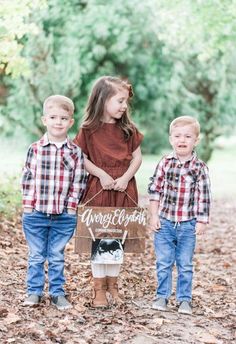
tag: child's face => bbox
[169,124,199,161]
[42,102,74,142]
[103,88,129,123]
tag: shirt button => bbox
[172,202,176,205]
[175,177,178,180]
[178,165,182,168]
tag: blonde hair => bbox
[43,95,75,116]
[169,116,200,137]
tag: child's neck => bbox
[47,133,67,143]
[176,153,193,163]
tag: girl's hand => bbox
[148,215,161,232]
[113,176,129,192]
[99,172,115,190]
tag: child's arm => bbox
[21,146,36,212]
[83,154,115,190]
[113,146,142,192]
[149,200,161,231]
[67,150,87,213]
[148,157,165,231]
[196,164,211,235]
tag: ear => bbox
[41,115,47,126]
[169,134,173,146]
[69,118,74,128]
[194,136,200,147]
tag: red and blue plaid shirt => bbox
[148,152,211,223]
[22,134,87,214]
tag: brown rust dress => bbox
[74,123,143,207]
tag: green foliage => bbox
[0,177,21,218]
[0,0,46,77]
[1,0,236,161]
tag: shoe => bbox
[91,277,109,308]
[23,294,41,306]
[152,297,168,311]
[107,276,124,305]
[178,301,192,315]
[51,295,72,310]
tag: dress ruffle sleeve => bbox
[73,128,89,156]
[131,126,144,152]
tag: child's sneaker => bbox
[178,301,192,315]
[23,294,41,306]
[152,297,168,311]
[51,295,72,310]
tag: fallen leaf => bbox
[197,331,218,343]
[4,313,21,325]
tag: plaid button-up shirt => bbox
[22,134,87,214]
[148,152,211,223]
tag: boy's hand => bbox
[67,209,76,215]
[23,207,33,213]
[196,222,206,235]
[148,215,161,232]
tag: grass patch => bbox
[0,176,21,218]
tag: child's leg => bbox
[154,218,176,300]
[47,212,76,296]
[105,264,121,277]
[22,211,49,296]
[91,263,106,277]
[91,263,108,307]
[105,264,123,304]
[175,219,196,302]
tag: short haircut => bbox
[169,116,200,136]
[43,95,74,116]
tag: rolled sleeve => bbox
[196,165,211,223]
[21,146,36,208]
[148,158,165,202]
[67,149,87,209]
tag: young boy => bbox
[148,116,211,315]
[22,95,86,310]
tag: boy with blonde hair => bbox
[22,95,86,310]
[148,116,211,314]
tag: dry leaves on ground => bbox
[0,198,235,344]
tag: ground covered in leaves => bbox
[0,199,235,344]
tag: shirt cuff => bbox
[22,199,35,207]
[67,198,78,210]
[196,215,209,224]
[149,194,161,202]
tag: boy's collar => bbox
[39,133,74,149]
[166,151,197,162]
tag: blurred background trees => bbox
[1,0,236,161]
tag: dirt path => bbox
[0,199,235,344]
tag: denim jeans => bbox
[154,217,196,302]
[22,210,77,296]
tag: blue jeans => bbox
[22,210,77,296]
[154,217,196,302]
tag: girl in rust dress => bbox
[74,76,143,307]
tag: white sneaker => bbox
[23,294,41,306]
[51,295,72,310]
[178,301,192,315]
[152,298,168,311]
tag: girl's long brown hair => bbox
[81,76,135,140]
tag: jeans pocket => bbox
[23,210,36,217]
